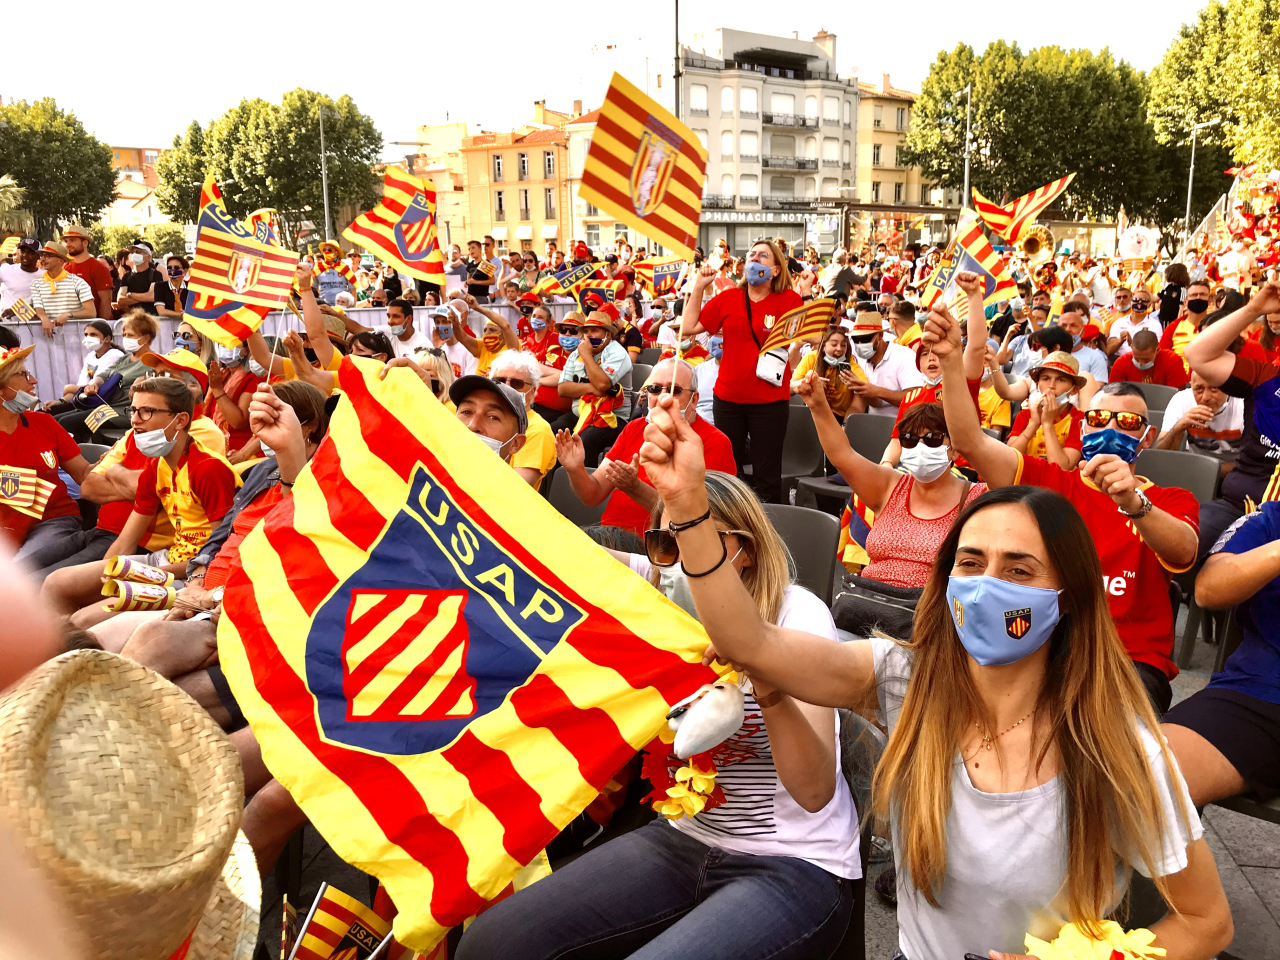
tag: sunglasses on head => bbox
[643,527,751,567]
[643,383,686,397]
[899,431,947,449]
[1084,409,1147,431]
[491,375,532,391]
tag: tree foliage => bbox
[153,90,382,248]
[0,99,115,239]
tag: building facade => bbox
[109,146,164,187]
[676,28,857,256]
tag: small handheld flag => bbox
[0,237,18,257]
[579,73,708,260]
[343,170,447,285]
[533,261,601,298]
[188,195,299,310]
[971,174,1076,244]
[8,297,35,323]
[632,255,687,297]
[921,211,1017,311]
[288,882,390,960]
[756,299,839,355]
[0,465,55,519]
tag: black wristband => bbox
[667,507,711,533]
[682,541,728,579]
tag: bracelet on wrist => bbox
[666,506,712,533]
[754,689,785,709]
[681,539,729,579]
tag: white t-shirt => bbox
[1072,345,1110,383]
[78,347,126,385]
[856,341,926,416]
[630,554,862,880]
[373,323,433,358]
[0,262,43,312]
[1160,389,1245,460]
[695,358,721,424]
[1107,315,1162,356]
[560,341,632,417]
[871,638,1202,960]
[441,340,477,378]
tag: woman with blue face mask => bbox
[207,339,262,459]
[174,321,214,367]
[634,398,1231,960]
[456,470,860,960]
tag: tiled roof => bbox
[569,108,603,125]
[517,128,567,144]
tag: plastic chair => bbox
[1134,383,1182,414]
[76,442,112,465]
[637,347,661,365]
[762,503,840,606]
[1133,448,1222,669]
[779,404,825,494]
[794,414,897,514]
[829,709,886,960]
[548,467,607,527]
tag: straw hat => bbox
[582,310,618,334]
[1028,350,1086,390]
[0,344,35,384]
[0,650,248,960]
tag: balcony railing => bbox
[762,155,818,170]
[822,118,840,126]
[822,159,840,168]
[842,161,852,169]
[688,107,709,116]
[702,194,735,209]
[762,112,818,128]
[739,194,760,206]
[740,110,759,119]
[762,195,816,209]
[545,206,556,219]
[738,153,760,164]
[494,210,505,221]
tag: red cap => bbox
[1080,323,1102,341]
[574,242,591,260]
[516,292,539,305]
[581,292,605,309]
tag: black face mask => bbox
[1187,298,1210,314]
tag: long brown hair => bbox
[736,240,792,295]
[871,486,1188,930]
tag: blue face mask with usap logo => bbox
[945,575,1062,666]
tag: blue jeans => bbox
[454,820,853,960]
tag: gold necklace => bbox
[976,710,1034,752]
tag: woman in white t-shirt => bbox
[630,399,1233,960]
[73,320,125,386]
[456,471,860,960]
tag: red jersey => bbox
[600,416,737,535]
[891,379,981,438]
[1016,454,1198,678]
[66,257,115,319]
[1109,349,1190,388]
[0,411,81,545]
[524,331,572,413]
[1009,405,1085,460]
[203,483,285,589]
[698,286,804,405]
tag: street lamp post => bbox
[961,84,973,206]
[1184,117,1222,245]
[318,106,336,242]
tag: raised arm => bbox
[926,307,1020,487]
[796,371,899,513]
[468,298,521,351]
[678,265,717,339]
[958,272,989,383]
[1186,282,1280,385]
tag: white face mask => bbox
[259,439,276,459]
[82,336,103,351]
[135,419,179,458]
[130,253,145,266]
[122,336,142,354]
[853,341,876,360]
[657,548,741,619]
[922,373,942,387]
[899,441,953,483]
[476,432,513,460]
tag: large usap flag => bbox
[218,357,722,952]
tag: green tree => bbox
[153,121,207,225]
[0,99,115,239]
[1147,2,1234,148]
[153,89,382,247]
[144,223,189,260]
[91,223,142,258]
[0,174,32,235]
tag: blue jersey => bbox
[1210,501,1280,703]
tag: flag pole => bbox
[367,932,395,959]
[285,881,327,960]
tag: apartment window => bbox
[873,105,883,128]
[740,87,758,113]
[544,150,554,177]
[769,92,795,114]
[585,201,601,216]
[871,181,881,202]
[721,173,733,196]
[822,137,839,160]
[721,130,734,157]
[493,154,504,181]
[823,96,839,120]
[518,152,528,180]
[586,223,600,247]
[740,173,758,196]
[805,95,818,119]
[721,86,734,113]
[843,101,851,125]
[804,136,817,158]
[692,129,708,148]
[803,177,816,197]
[496,190,505,213]
[544,187,555,217]
[144,150,158,164]
[690,84,708,113]
[896,107,907,130]
[921,184,931,204]
[615,223,629,242]
[521,239,533,252]
[740,131,758,157]
[822,177,838,195]
[771,134,796,157]
[872,144,882,166]
[842,141,851,164]
[770,176,795,196]
[518,189,530,218]
[894,182,903,203]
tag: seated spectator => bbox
[1156,373,1245,468]
[554,358,735,537]
[612,299,645,361]
[348,330,394,363]
[997,310,1063,379]
[411,347,457,405]
[1185,283,1280,555]
[888,300,922,348]
[47,320,124,410]
[549,310,632,467]
[1006,351,1087,471]
[430,302,479,378]
[55,308,160,442]
[789,328,866,421]
[450,374,528,465]
[934,304,1199,713]
[847,307,925,417]
[1057,300,1110,383]
[1111,330,1191,388]
[455,472,860,960]
[1107,286,1162,357]
[1164,504,1280,805]
[1247,306,1280,363]
[976,346,1013,436]
[633,391,1230,960]
[1161,278,1213,366]
[43,376,241,629]
[797,371,985,589]
[338,297,433,357]
[489,351,556,490]
[0,346,93,569]
[454,294,520,376]
[206,341,264,459]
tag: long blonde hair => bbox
[651,471,791,624]
[871,486,1189,930]
[736,240,792,296]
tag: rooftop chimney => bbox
[883,73,893,93]
[573,99,583,117]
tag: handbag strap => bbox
[744,289,763,351]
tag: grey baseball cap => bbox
[448,375,528,435]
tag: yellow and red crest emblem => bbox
[40,450,57,470]
[629,125,679,219]
[0,471,19,499]
[227,247,263,295]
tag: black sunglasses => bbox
[851,334,879,345]
[557,326,581,335]
[643,527,751,567]
[643,383,686,397]
[899,431,947,449]
[491,375,533,391]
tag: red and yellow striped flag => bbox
[218,356,723,952]
[921,210,1017,311]
[189,178,299,310]
[0,466,57,519]
[579,73,708,260]
[756,298,839,355]
[631,255,687,296]
[344,170,447,285]
[570,277,625,307]
[971,174,1076,244]
[290,882,390,960]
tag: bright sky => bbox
[4,0,1207,158]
